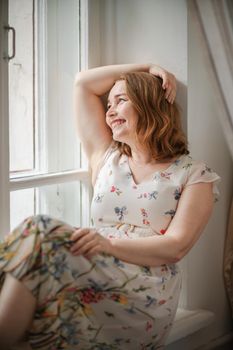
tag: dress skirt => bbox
[0,215,182,350]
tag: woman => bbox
[0,64,220,349]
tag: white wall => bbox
[93,0,233,348]
[167,2,233,342]
[99,0,187,79]
[172,2,233,348]
[98,0,187,130]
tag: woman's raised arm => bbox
[74,64,149,168]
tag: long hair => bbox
[112,72,189,161]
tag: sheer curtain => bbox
[194,0,233,315]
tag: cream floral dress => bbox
[0,145,221,350]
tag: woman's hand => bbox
[70,228,112,258]
[149,64,177,104]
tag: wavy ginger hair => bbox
[112,72,189,161]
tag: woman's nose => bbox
[106,105,117,117]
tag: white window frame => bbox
[0,0,10,236]
[0,0,92,237]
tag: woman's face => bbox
[106,80,138,143]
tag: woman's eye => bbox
[107,98,126,110]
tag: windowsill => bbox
[166,308,215,345]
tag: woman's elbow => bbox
[150,236,188,266]
[171,241,192,263]
[166,238,187,264]
[171,252,184,263]
[150,254,181,267]
[74,71,87,87]
[165,254,181,265]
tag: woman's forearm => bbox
[108,235,181,267]
[75,64,150,96]
[70,227,183,267]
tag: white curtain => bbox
[194,0,233,316]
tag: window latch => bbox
[4,25,16,60]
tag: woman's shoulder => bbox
[178,153,219,175]
[175,153,221,202]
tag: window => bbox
[0,0,90,238]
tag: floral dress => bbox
[0,145,221,350]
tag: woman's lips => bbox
[111,119,126,129]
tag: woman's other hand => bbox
[149,64,177,104]
[70,228,112,258]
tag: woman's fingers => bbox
[71,227,89,241]
[70,229,96,251]
[163,79,176,103]
[162,72,176,103]
[149,65,176,103]
[165,85,172,99]
[84,245,102,259]
[72,238,98,256]
[171,92,176,104]
[69,227,111,257]
[169,89,176,104]
[165,80,176,103]
[166,89,175,103]
[70,227,103,256]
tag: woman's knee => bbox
[0,274,36,348]
[21,214,66,235]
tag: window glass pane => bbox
[9,0,81,176]
[38,182,81,227]
[10,181,81,231]
[10,188,35,230]
[44,0,81,173]
[9,0,35,173]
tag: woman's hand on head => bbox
[149,64,177,104]
[70,227,112,259]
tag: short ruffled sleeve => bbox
[185,160,221,202]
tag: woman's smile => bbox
[111,119,126,129]
[106,80,138,143]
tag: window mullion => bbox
[10,169,89,191]
[36,0,48,174]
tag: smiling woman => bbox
[0,63,221,349]
[106,92,128,130]
[106,71,188,165]
[102,71,189,188]
[106,80,138,144]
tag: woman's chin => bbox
[112,132,122,142]
[112,130,129,143]
[112,135,126,143]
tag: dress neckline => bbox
[124,153,184,186]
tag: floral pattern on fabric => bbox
[0,216,181,349]
[91,149,221,234]
[0,146,221,349]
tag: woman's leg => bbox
[0,214,76,348]
[0,273,36,349]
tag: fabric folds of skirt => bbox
[0,215,182,350]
